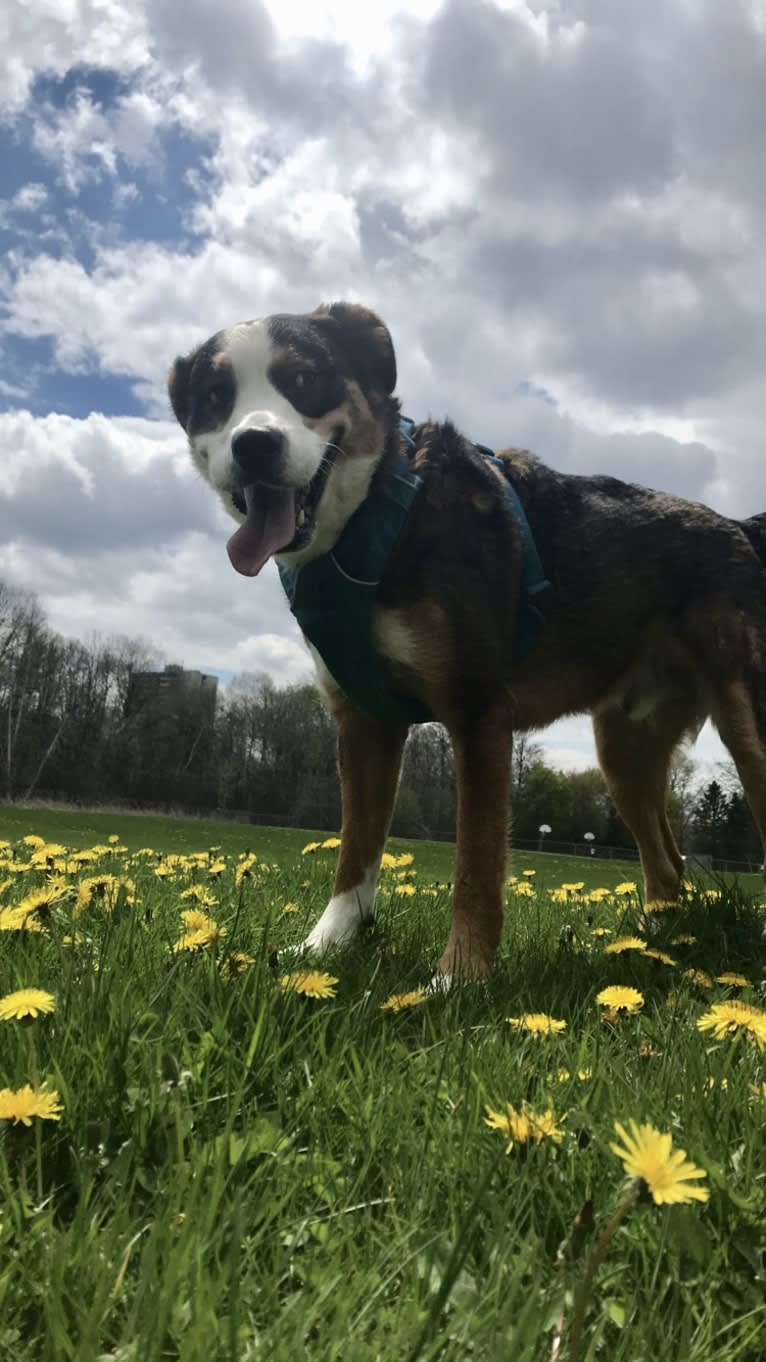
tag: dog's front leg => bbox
[436,708,513,982]
[301,704,409,954]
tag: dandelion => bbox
[683,969,714,989]
[587,888,611,903]
[208,859,227,876]
[108,834,120,845]
[394,882,416,896]
[173,910,226,953]
[484,1101,564,1150]
[604,936,647,955]
[381,988,427,1012]
[180,886,218,908]
[321,837,341,849]
[396,854,414,867]
[511,882,535,898]
[671,934,697,946]
[22,835,45,848]
[560,881,585,893]
[507,1012,567,1037]
[715,972,750,988]
[235,854,258,884]
[301,841,321,855]
[278,970,338,999]
[554,1068,591,1083]
[380,853,398,869]
[643,948,676,965]
[596,985,644,1015]
[222,951,256,982]
[610,1120,709,1205]
[750,1081,766,1101]
[282,901,299,913]
[521,869,536,877]
[614,881,638,895]
[0,1084,63,1126]
[644,899,679,914]
[0,988,55,1022]
[696,1000,766,1051]
[590,926,612,937]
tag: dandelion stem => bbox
[566,1185,637,1362]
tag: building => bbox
[125,664,218,721]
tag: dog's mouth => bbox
[227,431,341,578]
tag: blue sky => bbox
[2,0,766,774]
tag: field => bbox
[0,805,764,1362]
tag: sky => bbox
[1,0,765,773]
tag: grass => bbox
[0,807,765,1361]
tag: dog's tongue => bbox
[227,485,296,577]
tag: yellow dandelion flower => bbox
[179,886,218,907]
[321,837,341,849]
[590,926,612,937]
[511,881,535,897]
[696,1000,766,1051]
[715,972,750,988]
[396,853,414,867]
[644,899,679,914]
[380,853,398,869]
[614,881,638,895]
[301,841,321,855]
[555,1068,591,1083]
[394,882,416,896]
[17,884,67,914]
[235,854,258,884]
[506,1012,567,1037]
[394,868,416,879]
[638,1041,662,1059]
[559,881,585,893]
[173,911,226,952]
[21,835,45,848]
[0,988,55,1022]
[484,1101,564,1150]
[549,888,570,904]
[380,988,427,1012]
[703,889,721,901]
[587,888,611,902]
[596,985,644,1014]
[278,970,338,999]
[221,951,256,982]
[683,969,714,989]
[671,933,698,947]
[643,948,676,966]
[610,1120,709,1205]
[0,1084,63,1126]
[282,901,300,913]
[604,936,647,955]
[0,906,46,933]
[521,869,536,877]
[208,859,227,876]
[750,1081,766,1101]
[107,834,120,845]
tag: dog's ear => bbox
[313,302,396,395]
[167,353,194,429]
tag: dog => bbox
[168,302,766,981]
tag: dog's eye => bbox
[292,370,319,391]
[207,384,230,409]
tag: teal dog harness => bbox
[277,419,549,724]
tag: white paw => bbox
[426,972,453,994]
[299,893,371,955]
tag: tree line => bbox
[0,579,759,861]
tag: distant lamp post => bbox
[584,831,595,857]
[538,823,552,852]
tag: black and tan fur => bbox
[169,303,766,982]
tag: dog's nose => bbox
[231,427,287,484]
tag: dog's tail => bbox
[741,512,766,567]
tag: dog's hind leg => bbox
[301,704,409,954]
[712,679,766,864]
[435,706,513,982]
[593,702,691,907]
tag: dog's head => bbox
[168,302,397,576]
